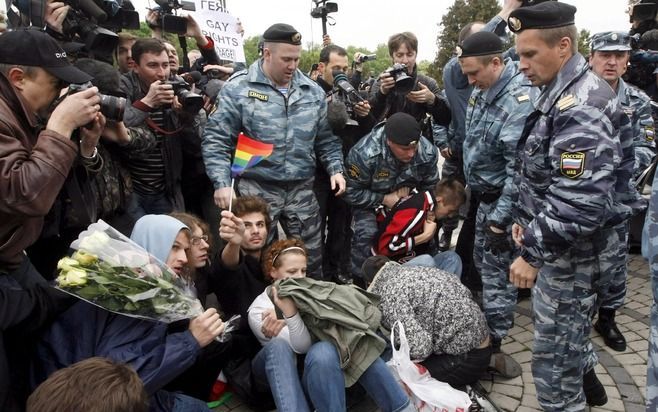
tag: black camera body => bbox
[385,63,415,95]
[68,81,125,121]
[332,70,364,126]
[167,78,204,113]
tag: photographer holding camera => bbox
[0,28,103,410]
[120,37,204,220]
[314,44,375,283]
[369,32,451,131]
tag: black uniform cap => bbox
[385,112,421,146]
[507,2,577,33]
[457,31,504,58]
[262,23,302,45]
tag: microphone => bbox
[181,71,202,85]
[327,100,350,131]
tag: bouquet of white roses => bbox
[55,220,204,323]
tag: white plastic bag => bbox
[386,321,472,412]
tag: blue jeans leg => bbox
[302,341,346,412]
[251,338,310,412]
[172,392,212,411]
[404,252,462,279]
[358,357,411,412]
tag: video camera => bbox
[332,70,364,127]
[385,63,415,95]
[67,81,126,121]
[310,0,337,36]
[356,54,377,64]
[150,0,196,35]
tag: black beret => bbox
[385,112,421,146]
[262,23,302,45]
[508,2,577,33]
[457,31,504,58]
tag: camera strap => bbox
[146,117,184,136]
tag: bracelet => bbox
[80,146,98,160]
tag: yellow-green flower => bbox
[58,268,88,287]
[72,250,98,267]
[57,257,80,273]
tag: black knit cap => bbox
[508,2,577,33]
[457,31,504,58]
[385,112,421,146]
[262,23,302,45]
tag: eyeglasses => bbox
[191,235,209,245]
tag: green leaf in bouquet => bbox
[75,284,103,300]
[155,277,175,290]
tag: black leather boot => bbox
[594,308,626,351]
[583,368,608,406]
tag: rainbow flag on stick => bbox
[230,133,274,177]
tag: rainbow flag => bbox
[230,133,274,177]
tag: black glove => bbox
[483,223,512,255]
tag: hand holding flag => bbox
[228,133,274,211]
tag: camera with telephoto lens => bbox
[68,81,126,121]
[385,63,415,95]
[332,70,365,127]
[166,78,204,113]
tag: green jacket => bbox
[275,277,385,386]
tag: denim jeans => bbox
[151,390,211,412]
[404,251,463,278]
[126,192,173,221]
[253,339,412,412]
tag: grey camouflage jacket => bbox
[462,59,533,227]
[202,60,344,189]
[617,78,656,178]
[344,123,440,209]
[514,54,633,266]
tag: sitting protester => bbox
[363,256,492,388]
[373,178,466,276]
[30,215,225,412]
[248,239,414,412]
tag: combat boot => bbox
[594,308,626,351]
[487,338,522,379]
[583,368,608,406]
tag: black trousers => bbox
[420,345,492,388]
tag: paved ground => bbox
[213,253,652,412]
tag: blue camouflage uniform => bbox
[513,53,633,411]
[598,79,655,314]
[202,60,344,279]
[643,159,658,411]
[344,124,440,279]
[462,59,533,344]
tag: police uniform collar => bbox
[615,78,630,105]
[533,54,588,114]
[482,58,516,105]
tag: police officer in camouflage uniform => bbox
[642,151,658,411]
[508,3,635,410]
[202,24,346,279]
[344,112,440,283]
[589,31,656,352]
[458,31,533,379]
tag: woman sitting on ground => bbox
[247,238,414,412]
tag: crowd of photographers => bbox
[3,0,658,410]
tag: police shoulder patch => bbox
[348,164,360,179]
[557,94,577,112]
[646,126,655,141]
[248,90,269,101]
[468,97,476,107]
[560,151,585,178]
[376,169,390,178]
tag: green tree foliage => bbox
[578,29,591,57]
[428,0,501,87]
